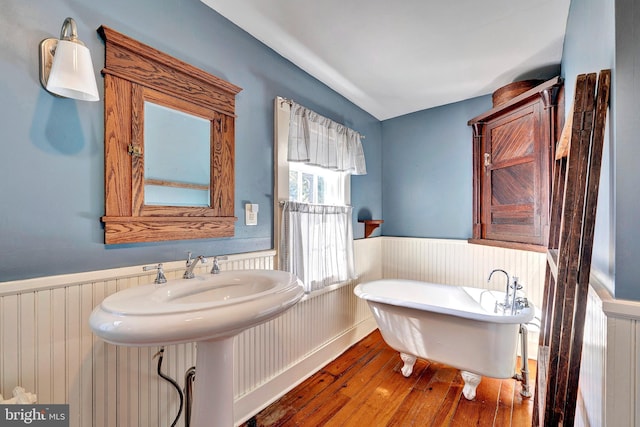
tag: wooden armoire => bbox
[468,77,564,251]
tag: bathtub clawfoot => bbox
[400,353,417,377]
[461,371,482,400]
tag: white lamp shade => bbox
[46,39,99,101]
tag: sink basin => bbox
[90,269,304,346]
[90,269,304,427]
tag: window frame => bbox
[273,97,351,265]
[288,161,349,206]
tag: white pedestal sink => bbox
[89,269,304,427]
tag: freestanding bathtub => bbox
[354,279,535,400]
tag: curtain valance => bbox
[288,101,367,175]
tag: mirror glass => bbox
[143,101,211,207]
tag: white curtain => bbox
[288,101,367,175]
[280,201,356,293]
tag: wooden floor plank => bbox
[254,332,388,426]
[427,368,464,426]
[385,359,433,426]
[285,347,398,425]
[450,375,501,426]
[323,330,385,377]
[241,330,534,427]
[494,370,516,426]
[316,350,401,426]
[251,370,338,426]
[333,359,427,427]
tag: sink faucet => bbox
[184,252,207,279]
[488,269,511,311]
[211,255,228,274]
[143,263,167,284]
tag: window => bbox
[274,97,365,293]
[274,97,351,211]
[288,162,348,206]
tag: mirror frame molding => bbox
[98,26,241,244]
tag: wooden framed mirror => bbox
[98,26,241,244]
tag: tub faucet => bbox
[211,255,228,274]
[184,252,207,279]
[488,269,511,310]
[511,277,524,314]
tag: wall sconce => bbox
[39,17,99,101]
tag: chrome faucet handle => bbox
[211,255,228,274]
[494,300,502,313]
[186,251,194,266]
[143,263,167,284]
[515,297,529,309]
[510,277,523,315]
[512,276,523,290]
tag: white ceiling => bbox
[201,0,571,120]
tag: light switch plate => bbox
[245,203,258,226]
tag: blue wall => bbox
[0,0,382,281]
[562,0,640,300]
[380,96,492,239]
[612,0,640,300]
[5,0,638,301]
[561,0,616,294]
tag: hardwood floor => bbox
[241,330,535,427]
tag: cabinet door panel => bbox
[491,162,535,206]
[469,77,561,251]
[491,113,535,162]
[483,102,543,244]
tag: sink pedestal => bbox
[191,337,234,427]
[88,270,305,426]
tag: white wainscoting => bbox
[0,251,278,427]
[0,241,381,427]
[381,237,546,307]
[576,281,607,427]
[572,274,640,427]
[5,237,634,426]
[598,278,640,427]
[604,312,640,427]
